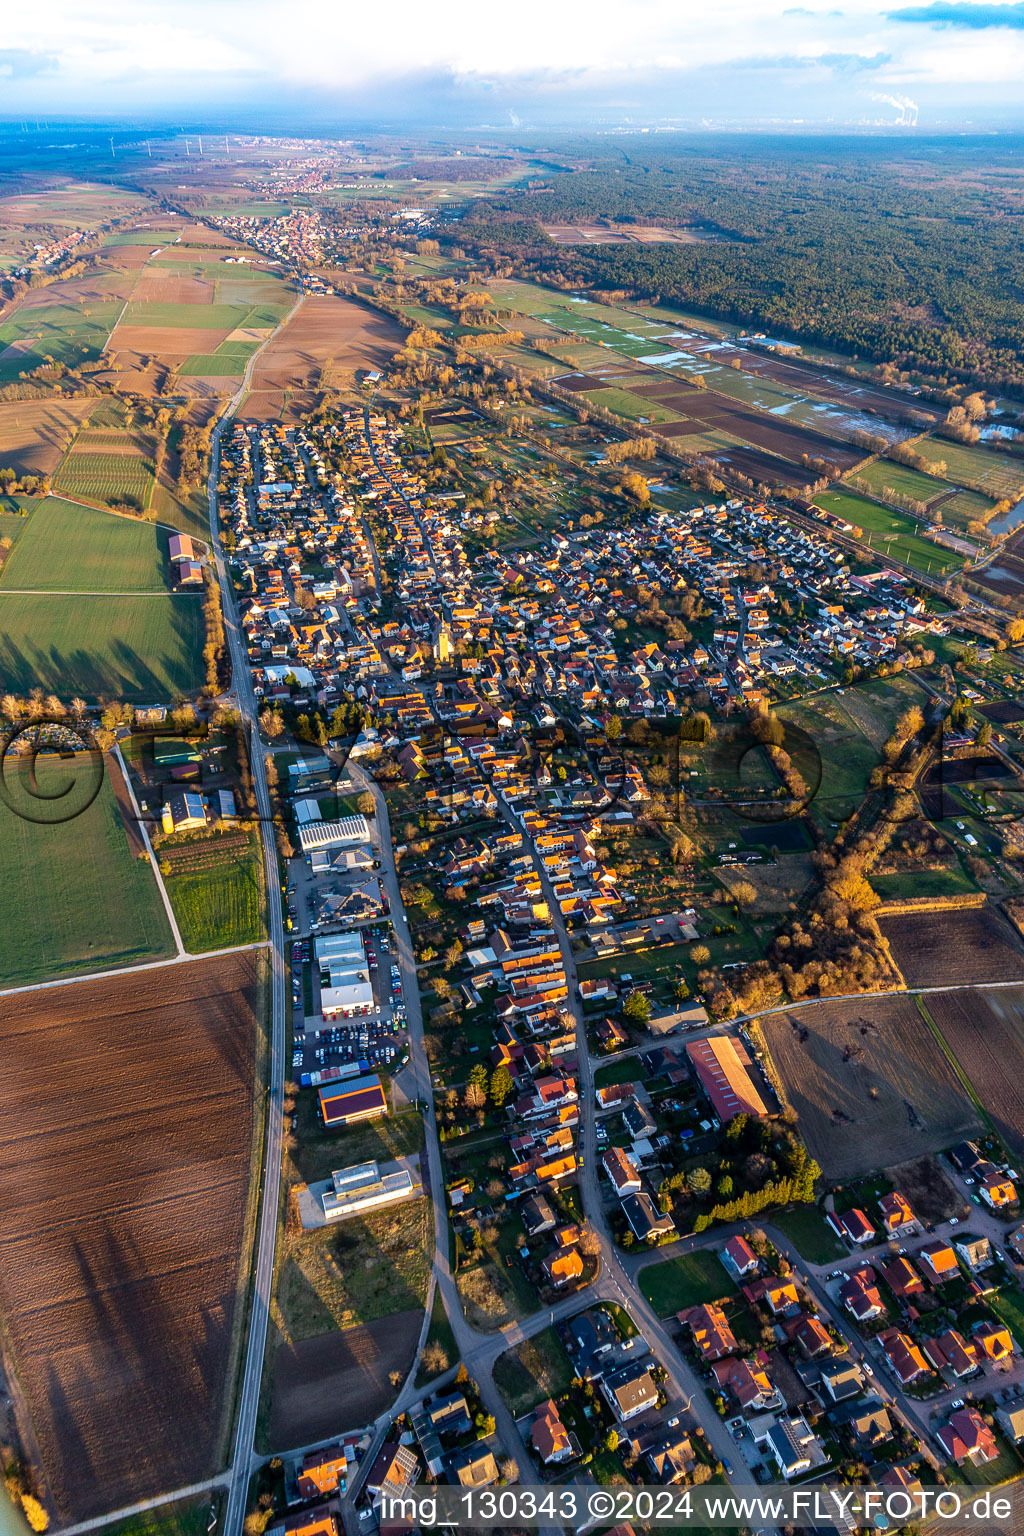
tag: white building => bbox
[316,930,374,1019]
[322,1160,417,1221]
[299,814,371,856]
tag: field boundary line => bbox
[0,940,270,1000]
[0,589,201,597]
[914,994,997,1140]
[55,1475,229,1536]
[113,741,186,956]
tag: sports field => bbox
[0,496,170,592]
[0,591,204,698]
[0,761,174,986]
[814,488,962,575]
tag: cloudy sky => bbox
[3,0,1024,127]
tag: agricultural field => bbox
[0,397,99,477]
[759,996,982,1181]
[159,831,265,952]
[914,436,1024,501]
[0,949,264,1520]
[55,446,156,509]
[238,294,403,421]
[0,300,123,382]
[0,755,174,987]
[813,488,961,575]
[0,495,171,591]
[847,458,946,504]
[879,907,1024,988]
[0,590,205,699]
[925,988,1024,1156]
[268,1311,424,1449]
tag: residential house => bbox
[974,1321,1016,1363]
[712,1355,781,1412]
[721,1235,759,1280]
[622,1191,676,1243]
[818,1360,864,1403]
[924,1330,980,1380]
[364,1442,419,1499]
[270,1509,337,1536]
[840,1268,885,1322]
[684,1303,738,1362]
[446,1443,499,1488]
[297,1446,348,1499]
[643,1428,695,1485]
[758,1415,824,1480]
[916,1241,959,1284]
[980,1171,1018,1211]
[878,1329,930,1386]
[937,1408,998,1466]
[879,1191,919,1238]
[603,1146,643,1198]
[832,1397,892,1448]
[956,1235,993,1271]
[601,1363,659,1422]
[520,1193,556,1237]
[543,1245,584,1288]
[829,1208,876,1247]
[532,1400,572,1464]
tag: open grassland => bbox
[0,757,174,987]
[938,488,1000,526]
[0,495,170,591]
[160,832,265,952]
[0,950,263,1521]
[915,436,1024,500]
[0,398,98,477]
[925,988,1024,1155]
[493,1327,575,1415]
[849,458,947,503]
[760,996,982,1180]
[813,488,961,575]
[0,591,204,699]
[879,907,1024,988]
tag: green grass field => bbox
[102,229,182,246]
[162,834,265,952]
[872,864,976,899]
[849,458,946,504]
[121,301,247,329]
[639,1250,731,1316]
[0,495,169,592]
[915,437,1024,500]
[0,591,204,699]
[814,488,962,575]
[938,488,1000,527]
[583,386,683,423]
[0,300,122,382]
[771,1206,847,1263]
[179,354,246,376]
[55,450,156,510]
[0,763,174,986]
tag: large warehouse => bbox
[686,1036,769,1123]
[319,1074,388,1129]
[315,931,375,1020]
[298,814,371,856]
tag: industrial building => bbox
[315,931,374,1020]
[298,814,371,856]
[321,1159,420,1221]
[318,1074,388,1128]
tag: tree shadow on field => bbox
[183,968,257,1087]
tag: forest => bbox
[455,134,1024,392]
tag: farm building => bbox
[318,1074,387,1129]
[168,534,203,587]
[686,1035,769,1122]
[161,790,207,834]
[315,930,374,1019]
[298,814,371,856]
[321,1159,420,1221]
[154,737,202,769]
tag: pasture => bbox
[0,758,174,986]
[0,591,204,698]
[0,950,263,1520]
[915,437,1024,500]
[760,996,982,1180]
[849,458,946,504]
[0,495,170,591]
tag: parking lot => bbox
[287,923,410,1079]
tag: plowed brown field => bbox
[761,996,981,1180]
[927,987,1024,1156]
[237,295,403,422]
[0,951,263,1521]
[879,906,1024,987]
